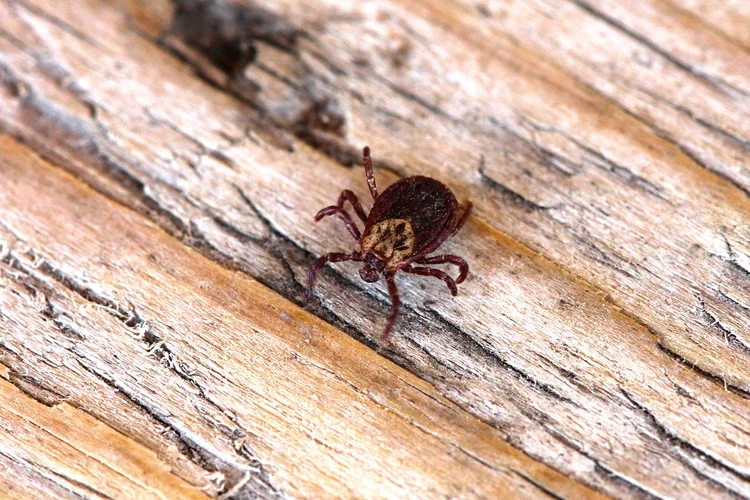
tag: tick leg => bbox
[337,189,368,223]
[383,271,400,340]
[363,146,378,200]
[314,207,361,241]
[414,254,469,284]
[307,251,361,295]
[402,265,458,296]
[452,201,473,236]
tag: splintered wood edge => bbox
[0,377,207,499]
[0,138,604,498]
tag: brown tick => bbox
[307,146,472,339]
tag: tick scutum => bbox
[364,176,459,264]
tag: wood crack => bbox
[516,117,669,201]
[156,0,359,170]
[0,231,285,499]
[4,403,165,498]
[542,42,750,198]
[694,292,750,358]
[5,369,69,408]
[533,353,609,401]
[12,0,105,51]
[581,277,750,398]
[290,353,514,480]
[565,230,638,279]
[545,427,665,500]
[75,358,283,500]
[0,449,112,500]
[619,388,749,498]
[144,109,238,172]
[1,1,747,496]
[656,0,750,54]
[400,304,585,408]
[655,343,750,399]
[568,0,748,98]
[0,62,192,235]
[378,366,457,413]
[511,469,565,500]
[371,74,458,121]
[478,158,557,212]
[635,83,750,152]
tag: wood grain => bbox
[0,374,207,499]
[0,0,748,497]
[0,137,596,498]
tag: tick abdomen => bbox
[364,175,459,254]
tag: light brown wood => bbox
[0,138,597,498]
[0,0,748,498]
[0,374,207,499]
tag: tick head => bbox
[359,252,386,283]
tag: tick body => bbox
[307,146,472,339]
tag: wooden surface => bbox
[0,0,748,498]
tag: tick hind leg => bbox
[402,265,458,296]
[382,271,400,340]
[414,254,469,284]
[307,251,362,296]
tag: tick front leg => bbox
[307,251,361,296]
[382,271,400,340]
[314,206,361,241]
[337,190,368,223]
[402,265,458,296]
[414,254,469,284]
[363,146,379,201]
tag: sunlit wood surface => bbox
[0,0,748,498]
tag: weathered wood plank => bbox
[0,137,595,498]
[0,0,748,497]
[0,374,208,499]
[665,0,750,51]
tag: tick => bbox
[307,146,472,339]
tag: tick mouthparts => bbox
[359,263,381,283]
